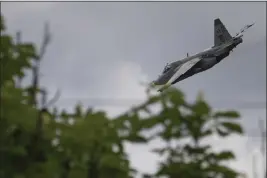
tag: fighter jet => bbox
[152,18,255,92]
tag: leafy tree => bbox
[0,14,245,178]
[0,14,133,178]
[0,14,43,178]
[130,89,244,178]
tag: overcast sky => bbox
[2,2,266,178]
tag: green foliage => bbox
[0,13,245,178]
[132,90,243,178]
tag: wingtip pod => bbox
[157,83,172,92]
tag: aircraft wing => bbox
[158,57,202,92]
[170,57,202,82]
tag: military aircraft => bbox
[152,18,255,92]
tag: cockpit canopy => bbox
[163,63,171,73]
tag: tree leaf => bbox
[206,164,239,178]
[213,111,240,119]
[184,145,210,155]
[221,122,243,134]
[125,134,147,143]
[191,100,211,116]
[216,151,235,161]
[216,127,230,137]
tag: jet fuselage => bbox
[153,35,243,86]
[152,18,254,92]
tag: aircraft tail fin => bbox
[214,18,232,46]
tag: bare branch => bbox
[45,89,61,108]
[15,31,23,87]
[31,22,52,135]
[40,89,47,108]
[15,31,21,44]
[37,21,51,61]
